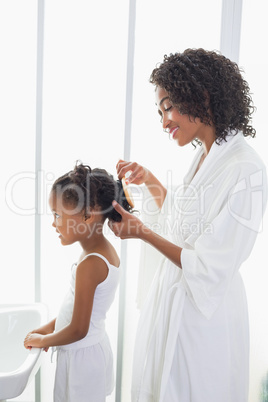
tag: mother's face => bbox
[155,86,213,148]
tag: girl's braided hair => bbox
[51,162,133,222]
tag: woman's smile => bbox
[169,126,179,139]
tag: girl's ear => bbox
[84,207,95,222]
[83,207,90,221]
[84,213,91,222]
[84,207,102,222]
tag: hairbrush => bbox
[122,176,134,208]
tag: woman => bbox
[109,49,267,401]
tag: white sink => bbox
[0,303,48,401]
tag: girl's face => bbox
[155,86,213,148]
[49,192,88,246]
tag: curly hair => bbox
[51,162,133,222]
[150,48,256,144]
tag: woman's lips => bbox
[170,127,179,139]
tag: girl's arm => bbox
[24,256,107,349]
[108,201,182,268]
[30,318,56,335]
[116,159,167,209]
[24,319,56,351]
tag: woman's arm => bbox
[116,159,167,209]
[144,170,167,210]
[24,256,107,349]
[140,223,182,268]
[109,201,182,268]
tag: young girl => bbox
[24,162,132,402]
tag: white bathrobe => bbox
[132,133,267,402]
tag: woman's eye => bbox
[157,105,172,123]
[164,106,173,112]
[55,213,60,219]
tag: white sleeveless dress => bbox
[53,253,121,402]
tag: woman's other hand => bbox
[108,201,150,240]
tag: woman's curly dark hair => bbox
[51,162,133,222]
[150,48,256,144]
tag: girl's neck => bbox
[79,224,107,255]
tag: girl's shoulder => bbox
[93,240,120,268]
[76,250,120,286]
[76,254,110,287]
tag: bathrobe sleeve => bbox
[180,162,267,319]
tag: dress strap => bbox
[80,252,111,267]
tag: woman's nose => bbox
[162,115,171,130]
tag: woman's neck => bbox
[200,126,216,156]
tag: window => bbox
[240,0,268,400]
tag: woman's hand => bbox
[108,201,150,240]
[116,159,150,185]
[24,332,47,351]
[109,201,182,268]
[116,159,167,209]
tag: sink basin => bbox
[0,303,48,401]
